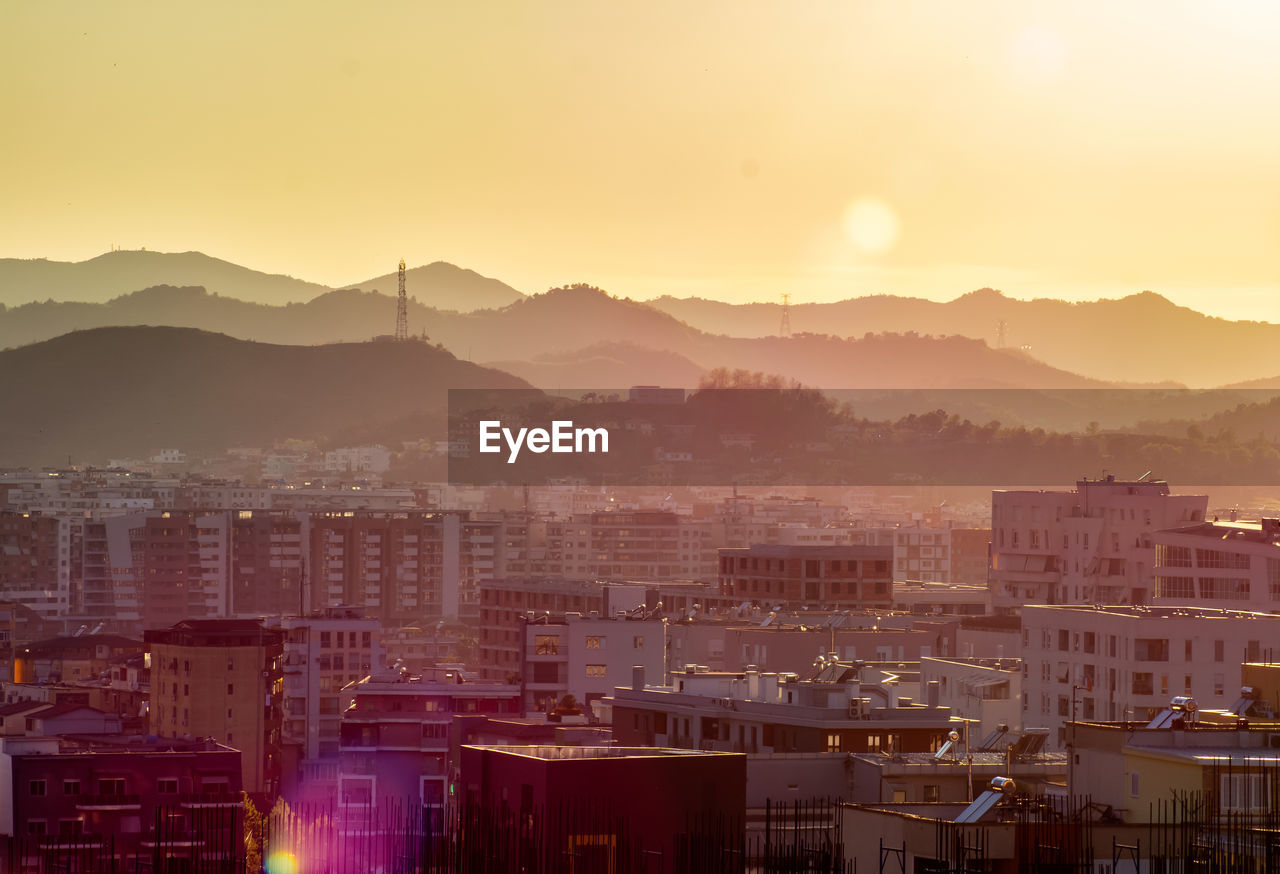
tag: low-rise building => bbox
[519,612,666,715]
[337,670,521,814]
[717,545,893,610]
[1021,604,1280,747]
[0,734,242,869]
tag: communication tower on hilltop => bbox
[779,293,792,337]
[996,319,1007,349]
[395,259,409,341]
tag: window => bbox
[1197,578,1250,600]
[1132,673,1154,695]
[1214,673,1225,695]
[1130,772,1140,798]
[585,636,603,649]
[1196,549,1250,570]
[923,785,940,803]
[1156,544,1192,567]
[226,683,234,695]
[28,780,46,797]
[158,779,178,794]
[586,664,607,678]
[98,778,125,796]
[1215,640,1225,662]
[27,821,46,836]
[534,635,559,655]
[320,631,332,648]
[1220,773,1271,813]
[1155,576,1194,599]
[824,733,843,752]
[633,636,645,649]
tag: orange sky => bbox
[2,2,1277,318]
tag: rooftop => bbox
[1025,605,1280,620]
[464,744,738,761]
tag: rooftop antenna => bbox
[779,293,792,338]
[395,258,409,341]
[996,319,1007,349]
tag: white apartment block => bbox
[1153,518,1280,614]
[990,477,1207,613]
[274,610,383,763]
[1021,604,1280,747]
[521,613,666,716]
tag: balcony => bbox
[179,792,242,809]
[76,793,142,811]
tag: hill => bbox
[346,261,524,311]
[0,251,329,306]
[647,289,1280,388]
[0,326,531,467]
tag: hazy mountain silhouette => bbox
[647,288,1280,388]
[484,341,708,388]
[347,261,524,312]
[0,284,1180,394]
[0,251,329,306]
[0,326,531,467]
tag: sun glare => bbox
[842,198,900,255]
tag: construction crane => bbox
[395,258,408,341]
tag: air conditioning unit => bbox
[848,698,864,719]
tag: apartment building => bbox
[609,663,957,756]
[274,609,383,770]
[0,512,73,622]
[337,671,520,813]
[145,619,284,794]
[519,613,666,714]
[990,476,1207,612]
[1020,604,1280,746]
[717,544,893,609]
[0,734,242,868]
[545,511,719,581]
[1153,517,1280,614]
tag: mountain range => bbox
[649,289,1280,388]
[0,326,529,467]
[0,250,524,312]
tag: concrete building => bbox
[13,634,143,685]
[0,511,72,622]
[1154,517,1280,616]
[608,662,957,757]
[273,609,383,790]
[145,619,284,794]
[337,670,520,814]
[919,656,1022,737]
[544,510,720,582]
[990,476,1207,612]
[519,612,666,715]
[717,544,893,610]
[1021,604,1280,747]
[0,734,242,869]
[458,745,745,869]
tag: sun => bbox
[843,198,900,255]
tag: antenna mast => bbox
[779,293,792,337]
[995,319,1007,349]
[395,258,408,341]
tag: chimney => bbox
[632,665,645,691]
[927,680,940,708]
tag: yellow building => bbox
[145,619,284,794]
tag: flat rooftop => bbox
[464,744,739,760]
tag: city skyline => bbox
[3,3,1279,320]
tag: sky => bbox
[2,2,1278,319]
